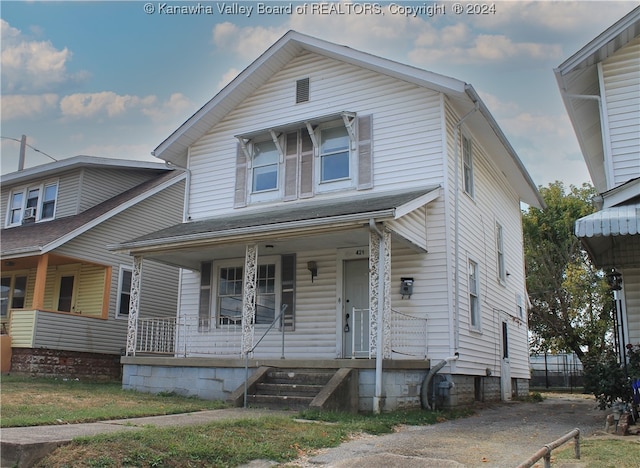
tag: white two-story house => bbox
[556,7,640,365]
[114,31,543,412]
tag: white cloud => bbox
[212,22,285,59]
[60,92,157,119]
[1,19,87,93]
[1,94,59,121]
[141,93,193,123]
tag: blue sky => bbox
[1,1,637,189]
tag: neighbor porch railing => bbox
[136,317,176,354]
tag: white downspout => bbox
[369,218,385,414]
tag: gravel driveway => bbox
[290,393,608,467]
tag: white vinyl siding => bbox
[188,52,444,220]
[601,36,640,188]
[623,268,640,346]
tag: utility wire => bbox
[1,136,59,162]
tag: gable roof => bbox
[153,30,544,208]
[2,155,169,187]
[1,170,185,258]
[554,6,640,193]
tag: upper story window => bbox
[462,135,474,198]
[320,125,350,183]
[252,140,280,193]
[468,259,481,330]
[234,113,373,208]
[5,180,58,227]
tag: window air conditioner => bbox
[23,207,36,220]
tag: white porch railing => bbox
[391,309,428,359]
[137,317,176,354]
[135,309,428,359]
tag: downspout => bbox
[369,218,385,414]
[453,103,478,353]
[420,353,459,410]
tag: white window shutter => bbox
[299,131,314,198]
[357,114,373,190]
[234,143,248,208]
[283,132,299,201]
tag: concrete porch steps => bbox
[246,368,334,410]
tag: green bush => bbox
[583,344,640,410]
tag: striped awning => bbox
[575,204,640,237]
[575,203,640,269]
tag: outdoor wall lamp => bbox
[607,268,623,291]
[307,261,318,282]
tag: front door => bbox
[343,259,369,358]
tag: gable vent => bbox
[296,78,310,103]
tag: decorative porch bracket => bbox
[369,227,392,359]
[126,255,143,356]
[242,244,258,356]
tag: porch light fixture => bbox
[307,261,318,282]
[607,269,623,291]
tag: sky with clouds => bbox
[1,1,637,190]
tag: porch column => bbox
[126,255,143,356]
[31,253,49,310]
[242,244,258,356]
[369,228,392,358]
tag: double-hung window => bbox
[252,140,280,193]
[1,274,27,318]
[468,260,480,329]
[216,260,279,326]
[116,266,133,318]
[5,181,58,226]
[320,125,350,183]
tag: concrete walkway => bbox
[0,408,294,468]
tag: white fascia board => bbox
[603,178,640,208]
[41,172,187,254]
[111,208,397,254]
[394,187,441,219]
[2,155,168,186]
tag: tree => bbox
[523,182,613,360]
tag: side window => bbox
[199,262,213,331]
[496,223,505,283]
[1,275,27,317]
[462,135,474,197]
[41,183,58,219]
[116,267,133,318]
[468,259,480,330]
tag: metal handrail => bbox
[516,428,580,468]
[243,304,288,408]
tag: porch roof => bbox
[112,187,440,257]
[575,202,640,268]
[1,170,184,259]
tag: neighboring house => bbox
[1,156,186,379]
[114,31,543,412]
[555,7,640,365]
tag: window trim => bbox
[1,272,29,317]
[115,265,133,319]
[5,179,59,227]
[496,223,506,284]
[210,256,282,328]
[315,120,355,192]
[468,258,481,331]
